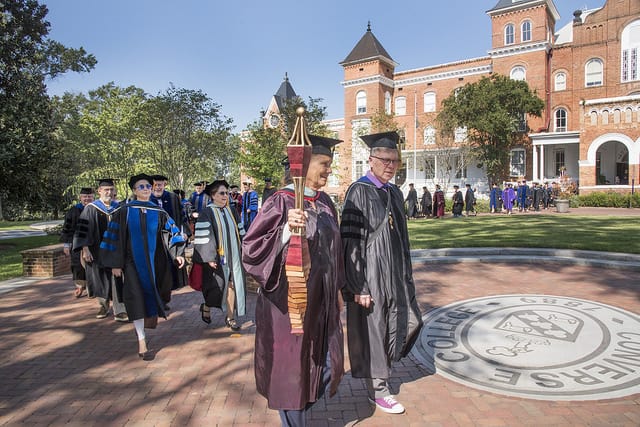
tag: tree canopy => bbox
[437,74,544,184]
[0,0,96,219]
[238,96,328,189]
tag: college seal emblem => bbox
[411,295,640,400]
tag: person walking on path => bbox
[452,185,464,217]
[61,187,94,298]
[340,131,422,415]
[405,183,418,219]
[432,184,445,218]
[73,178,127,321]
[464,184,476,216]
[420,186,432,217]
[243,135,345,426]
[100,174,186,360]
[192,180,246,331]
[502,183,516,215]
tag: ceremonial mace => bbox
[285,107,312,334]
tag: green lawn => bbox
[0,235,61,281]
[0,220,44,230]
[407,215,640,254]
[0,216,638,282]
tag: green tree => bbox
[0,0,96,219]
[139,85,236,189]
[239,96,328,189]
[437,74,544,184]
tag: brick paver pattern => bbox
[0,261,639,426]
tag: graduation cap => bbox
[193,181,203,186]
[360,131,400,150]
[151,174,168,182]
[264,177,272,183]
[281,157,290,172]
[205,179,230,195]
[96,178,115,187]
[79,187,94,195]
[308,134,342,157]
[128,173,153,189]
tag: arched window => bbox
[590,111,598,125]
[554,108,567,132]
[521,20,532,42]
[625,108,633,123]
[395,96,406,116]
[384,92,391,114]
[423,92,436,112]
[424,126,435,145]
[554,72,566,91]
[602,110,609,125]
[356,90,367,114]
[613,109,621,124]
[621,19,640,82]
[585,59,603,87]
[505,24,515,45]
[510,66,526,81]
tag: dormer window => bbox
[505,24,515,45]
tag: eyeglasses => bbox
[217,191,228,195]
[136,184,152,190]
[370,156,401,166]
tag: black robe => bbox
[242,189,344,410]
[340,178,422,380]
[192,203,246,314]
[99,201,186,321]
[60,204,85,280]
[452,190,464,215]
[72,200,119,299]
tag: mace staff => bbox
[285,107,312,334]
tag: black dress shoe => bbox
[138,350,155,361]
[199,303,211,324]
[225,317,240,331]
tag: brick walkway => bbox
[1,260,638,426]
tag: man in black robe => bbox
[340,131,422,415]
[261,177,277,205]
[151,174,189,305]
[405,183,418,219]
[61,187,94,298]
[420,186,432,217]
[452,185,464,217]
[73,179,127,321]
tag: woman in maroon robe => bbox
[242,136,345,426]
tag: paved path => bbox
[0,258,638,426]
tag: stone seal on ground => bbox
[412,294,640,401]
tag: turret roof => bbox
[340,22,395,66]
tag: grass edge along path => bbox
[0,235,60,281]
[407,215,639,254]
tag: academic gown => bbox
[60,204,85,280]
[433,190,445,217]
[405,188,418,218]
[99,201,186,321]
[340,178,423,380]
[72,200,119,299]
[242,189,345,411]
[192,203,246,315]
[421,190,432,216]
[452,190,464,215]
[151,190,189,291]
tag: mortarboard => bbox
[360,131,400,150]
[264,177,272,183]
[152,174,168,182]
[308,134,342,157]
[205,179,229,195]
[96,178,115,187]
[128,173,153,189]
[79,187,94,195]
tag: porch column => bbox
[539,144,545,181]
[533,143,539,182]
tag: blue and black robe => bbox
[99,201,186,321]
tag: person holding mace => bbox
[242,124,345,426]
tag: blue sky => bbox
[43,0,594,131]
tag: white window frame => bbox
[585,59,603,87]
[384,91,391,114]
[510,149,525,177]
[521,20,532,42]
[395,96,406,116]
[554,72,566,91]
[424,125,436,145]
[356,90,367,114]
[510,66,526,81]
[554,108,567,132]
[423,92,436,112]
[621,19,640,82]
[505,23,515,45]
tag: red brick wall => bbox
[21,244,70,278]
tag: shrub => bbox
[577,192,640,208]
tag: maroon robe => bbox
[242,188,344,410]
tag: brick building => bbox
[317,0,640,199]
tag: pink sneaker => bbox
[368,395,405,414]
